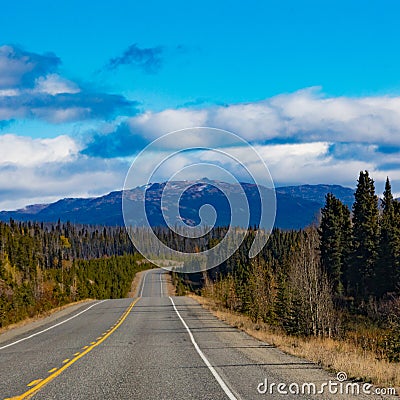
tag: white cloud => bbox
[0,134,79,166]
[0,134,129,210]
[0,170,124,210]
[33,107,91,123]
[0,45,136,123]
[0,157,129,211]
[197,143,375,187]
[0,89,19,96]
[124,88,400,146]
[0,45,60,89]
[34,74,80,95]
[0,45,36,88]
[0,132,398,211]
[128,109,208,140]
[123,141,377,189]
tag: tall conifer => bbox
[319,193,352,297]
[377,177,400,296]
[349,171,380,300]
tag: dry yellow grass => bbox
[190,293,400,391]
[164,271,176,296]
[127,269,148,298]
[0,299,94,335]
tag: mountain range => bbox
[0,180,356,230]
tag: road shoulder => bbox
[188,293,399,398]
[0,299,95,345]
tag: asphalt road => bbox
[0,269,395,399]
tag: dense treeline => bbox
[198,227,337,337]
[0,220,134,274]
[0,221,150,328]
[320,172,400,301]
[177,171,400,361]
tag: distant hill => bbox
[0,181,355,230]
[275,184,354,209]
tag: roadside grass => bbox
[189,293,400,392]
[127,268,148,298]
[0,299,94,335]
[165,272,176,296]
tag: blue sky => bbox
[0,0,400,209]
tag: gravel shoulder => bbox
[0,299,96,345]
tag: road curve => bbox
[0,269,394,399]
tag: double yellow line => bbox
[7,297,140,400]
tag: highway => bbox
[0,269,394,399]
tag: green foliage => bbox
[0,220,151,328]
[348,171,380,299]
[171,272,187,296]
[72,254,151,299]
[376,178,400,296]
[318,173,400,302]
[319,193,352,297]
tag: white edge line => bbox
[0,300,107,350]
[169,296,238,400]
[160,272,163,297]
[140,270,148,297]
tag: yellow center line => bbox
[62,359,70,364]
[73,352,80,356]
[27,379,42,387]
[10,297,140,399]
[48,368,57,373]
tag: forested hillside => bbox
[0,221,151,328]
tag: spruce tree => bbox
[377,177,400,296]
[319,193,352,297]
[349,171,380,300]
[395,200,400,292]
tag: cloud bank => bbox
[0,134,128,210]
[0,45,60,90]
[2,80,400,209]
[109,87,400,147]
[0,45,139,123]
[81,88,400,172]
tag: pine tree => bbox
[349,171,380,300]
[319,194,352,297]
